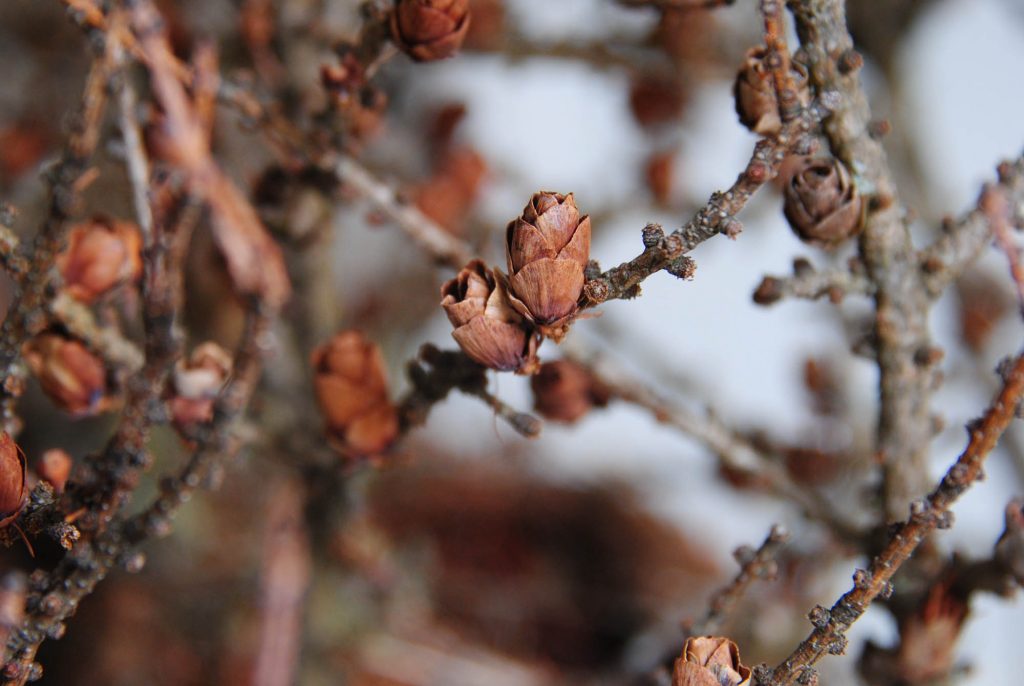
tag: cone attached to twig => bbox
[0,433,26,528]
[672,636,751,686]
[783,157,863,248]
[441,259,539,374]
[504,191,591,340]
[23,333,109,417]
[530,360,609,423]
[734,46,809,136]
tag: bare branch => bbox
[760,348,1024,685]
[920,153,1024,298]
[688,525,790,637]
[790,0,935,521]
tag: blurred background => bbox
[1,0,1024,684]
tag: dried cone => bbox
[734,46,809,136]
[505,192,591,338]
[895,582,967,683]
[23,333,109,417]
[673,636,751,686]
[56,217,143,303]
[646,150,675,207]
[37,449,72,495]
[312,332,399,456]
[0,433,25,527]
[413,147,488,233]
[441,259,539,374]
[531,360,609,423]
[169,342,233,430]
[629,73,686,128]
[390,0,470,62]
[783,157,863,247]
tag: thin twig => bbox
[920,154,1024,298]
[111,13,154,242]
[688,525,790,637]
[47,292,145,373]
[983,186,1024,319]
[759,348,1024,685]
[753,259,874,305]
[334,155,474,270]
[399,345,541,439]
[583,109,821,305]
[576,353,861,540]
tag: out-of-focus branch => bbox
[920,154,1024,298]
[574,353,860,540]
[111,14,154,241]
[753,258,873,305]
[758,348,1024,685]
[47,293,145,373]
[790,0,934,521]
[334,155,474,270]
[1,305,271,684]
[217,75,477,271]
[252,478,312,686]
[987,185,1024,319]
[0,48,113,434]
[399,345,540,438]
[688,525,790,637]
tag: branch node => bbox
[808,605,830,628]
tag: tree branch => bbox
[758,348,1024,685]
[790,0,935,521]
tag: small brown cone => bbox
[672,636,750,686]
[530,360,609,423]
[783,157,863,248]
[38,449,72,495]
[505,191,591,338]
[0,433,26,528]
[312,332,400,456]
[23,333,109,417]
[169,342,233,430]
[56,216,143,303]
[390,0,471,62]
[440,259,539,373]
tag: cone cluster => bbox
[441,191,592,374]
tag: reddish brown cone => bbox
[783,157,863,248]
[37,449,72,495]
[733,46,809,136]
[672,636,750,686]
[23,333,109,417]
[505,192,591,337]
[530,360,609,423]
[56,216,143,303]
[390,0,470,62]
[441,259,539,374]
[169,342,233,430]
[312,332,400,456]
[0,433,26,528]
